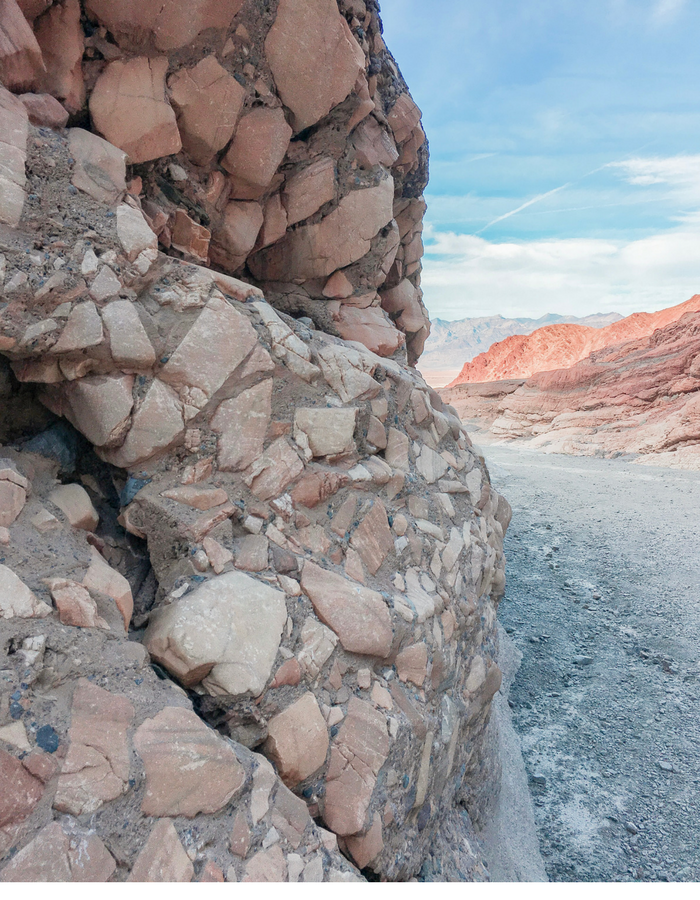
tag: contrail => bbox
[474,183,572,235]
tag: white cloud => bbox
[422,153,700,320]
[652,0,687,23]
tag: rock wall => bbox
[447,295,700,386]
[0,0,512,883]
[442,311,700,469]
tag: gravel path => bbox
[482,444,700,882]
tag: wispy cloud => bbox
[653,0,688,23]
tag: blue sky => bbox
[379,0,700,320]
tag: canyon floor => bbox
[483,443,700,882]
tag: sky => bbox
[379,0,700,321]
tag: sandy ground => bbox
[482,443,700,882]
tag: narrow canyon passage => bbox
[484,445,700,882]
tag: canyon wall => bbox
[443,311,700,469]
[0,0,512,883]
[448,295,700,386]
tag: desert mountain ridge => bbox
[418,311,622,386]
[447,294,700,386]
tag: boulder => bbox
[221,107,292,201]
[210,200,264,272]
[265,0,364,132]
[0,564,51,618]
[0,822,116,882]
[0,0,44,93]
[48,483,99,531]
[101,300,156,369]
[67,128,127,205]
[334,305,404,358]
[250,178,394,281]
[116,203,157,261]
[33,0,84,114]
[127,819,194,882]
[168,56,245,166]
[144,571,288,696]
[0,85,28,228]
[62,374,135,448]
[283,157,336,227]
[102,378,184,468]
[90,56,181,163]
[294,407,357,458]
[211,379,273,471]
[19,91,68,128]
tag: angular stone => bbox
[250,178,394,281]
[0,86,28,227]
[395,642,428,687]
[89,264,121,301]
[0,821,116,882]
[0,564,51,618]
[334,305,404,358]
[134,706,245,817]
[270,657,301,688]
[234,534,269,572]
[0,747,43,828]
[251,757,276,825]
[211,379,272,472]
[243,437,304,502]
[48,578,109,630]
[367,415,387,450]
[0,0,43,93]
[264,692,329,787]
[53,680,134,816]
[19,92,69,128]
[316,343,381,403]
[103,379,184,468]
[350,498,393,575]
[51,301,103,354]
[63,374,134,448]
[258,192,288,248]
[242,845,287,882]
[222,107,292,200]
[323,697,389,836]
[387,93,422,145]
[82,546,133,630]
[352,116,399,169]
[67,128,127,205]
[48,483,98,531]
[251,299,319,382]
[162,485,228,510]
[145,571,288,696]
[297,616,338,678]
[291,469,347,509]
[0,480,25,526]
[33,0,84,114]
[169,55,245,165]
[385,427,410,471]
[127,819,193,883]
[90,57,181,164]
[202,536,233,574]
[266,0,364,132]
[283,157,335,226]
[116,203,157,261]
[85,0,244,53]
[171,209,211,264]
[102,300,156,369]
[210,199,265,271]
[345,812,384,870]
[229,811,251,858]
[416,445,449,484]
[301,561,392,658]
[294,407,357,458]
[323,269,354,300]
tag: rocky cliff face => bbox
[0,0,511,883]
[442,311,700,468]
[447,295,700,386]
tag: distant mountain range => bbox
[418,312,623,387]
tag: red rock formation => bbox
[442,311,700,467]
[448,295,700,385]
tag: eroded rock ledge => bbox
[0,0,511,883]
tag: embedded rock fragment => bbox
[222,107,292,200]
[90,57,181,163]
[264,692,329,787]
[211,379,272,472]
[133,706,245,817]
[82,546,133,630]
[33,0,84,114]
[61,374,135,448]
[53,680,134,816]
[101,301,156,369]
[18,91,69,128]
[294,407,357,458]
[323,698,389,836]
[265,0,365,132]
[0,85,29,227]
[144,571,288,696]
[67,127,127,205]
[250,178,394,281]
[102,379,184,468]
[48,483,99,531]
[334,305,404,358]
[0,821,116,882]
[127,819,194,883]
[301,561,392,658]
[0,747,43,830]
[349,498,393,575]
[48,578,109,630]
[283,157,336,226]
[0,564,51,618]
[243,437,304,501]
[0,0,43,93]
[168,55,245,166]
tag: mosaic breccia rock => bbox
[0,0,503,884]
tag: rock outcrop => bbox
[442,311,700,469]
[447,295,700,386]
[0,0,511,883]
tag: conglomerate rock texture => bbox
[0,0,511,883]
